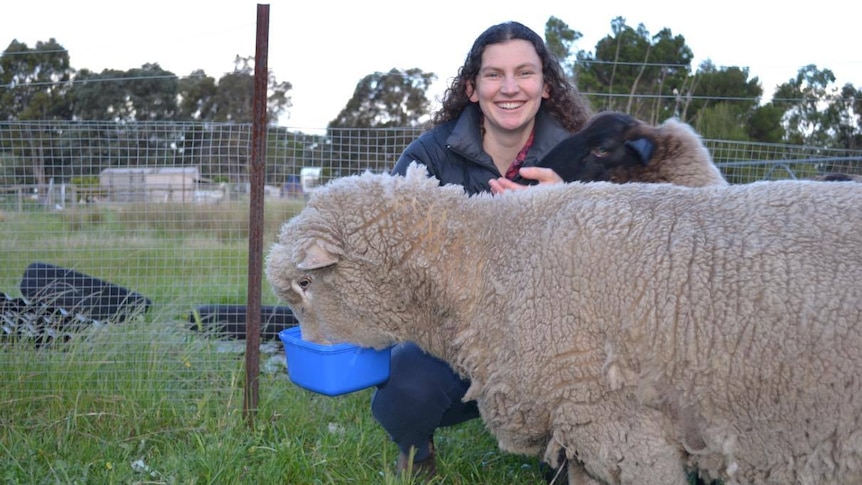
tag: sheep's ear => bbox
[297,240,339,270]
[625,138,655,165]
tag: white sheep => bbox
[519,111,727,188]
[265,164,862,485]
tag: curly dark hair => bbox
[432,21,592,132]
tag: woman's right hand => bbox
[489,167,563,194]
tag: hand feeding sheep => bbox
[266,164,862,485]
[515,111,726,188]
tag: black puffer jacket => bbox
[391,104,573,196]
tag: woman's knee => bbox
[371,342,471,424]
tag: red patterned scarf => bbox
[504,129,535,181]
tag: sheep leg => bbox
[543,438,602,485]
[613,410,688,485]
[552,395,688,485]
[566,461,604,485]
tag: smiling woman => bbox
[465,38,551,174]
[326,19,594,483]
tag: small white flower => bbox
[131,458,151,474]
[327,422,345,435]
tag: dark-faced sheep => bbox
[267,164,862,485]
[516,111,726,188]
[812,172,862,182]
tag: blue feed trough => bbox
[279,326,391,396]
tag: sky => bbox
[4,0,861,133]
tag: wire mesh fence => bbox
[2,121,862,405]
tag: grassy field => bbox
[1,323,550,484]
[0,200,552,484]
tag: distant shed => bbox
[100,167,203,203]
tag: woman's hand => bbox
[489,167,563,194]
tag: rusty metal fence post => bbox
[244,3,270,426]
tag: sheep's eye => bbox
[297,276,312,290]
[591,147,609,158]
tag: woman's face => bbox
[468,39,550,134]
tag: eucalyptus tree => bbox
[773,64,837,146]
[683,61,763,140]
[574,17,693,123]
[0,38,74,191]
[174,56,293,182]
[71,68,129,120]
[206,55,292,124]
[177,70,218,121]
[822,83,861,150]
[544,16,582,79]
[326,68,435,178]
[329,67,435,129]
[0,38,73,121]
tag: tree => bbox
[177,70,218,121]
[695,103,749,141]
[575,17,693,123]
[0,38,73,121]
[682,61,762,139]
[71,68,129,120]
[211,71,253,122]
[544,16,582,78]
[329,68,435,129]
[326,68,434,177]
[773,64,837,146]
[124,63,178,121]
[72,63,179,122]
[747,103,786,143]
[207,55,292,124]
[0,38,74,195]
[265,68,292,124]
[825,83,861,150]
[685,62,760,117]
[172,57,294,182]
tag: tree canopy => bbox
[1,43,291,125]
[0,38,73,121]
[1,15,861,148]
[329,68,436,129]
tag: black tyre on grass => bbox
[20,262,151,323]
[188,304,298,341]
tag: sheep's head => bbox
[266,210,405,350]
[265,164,450,350]
[517,111,655,185]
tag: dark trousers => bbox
[371,342,480,461]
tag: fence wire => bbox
[1,121,861,404]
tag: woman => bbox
[373,20,592,482]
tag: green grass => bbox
[0,323,549,484]
[0,201,551,484]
